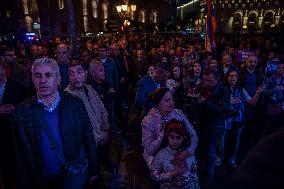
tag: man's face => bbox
[81,51,90,63]
[188,46,194,54]
[153,68,164,81]
[120,40,127,49]
[86,40,92,50]
[277,64,284,75]
[193,63,201,74]
[56,45,69,63]
[209,59,218,70]
[98,48,107,59]
[55,37,61,45]
[222,55,232,66]
[160,45,165,53]
[4,50,17,64]
[32,64,60,98]
[92,44,99,55]
[203,73,218,87]
[137,50,143,60]
[246,56,257,72]
[31,45,42,58]
[228,48,234,55]
[68,65,87,89]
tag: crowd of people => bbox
[0,32,284,189]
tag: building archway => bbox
[247,11,258,31]
[263,10,275,32]
[233,12,243,31]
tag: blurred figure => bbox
[0,60,29,189]
[56,44,69,90]
[2,47,30,89]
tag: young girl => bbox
[150,119,199,189]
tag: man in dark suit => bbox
[2,47,31,90]
[11,57,97,189]
[98,45,119,92]
[0,61,29,189]
[135,65,163,117]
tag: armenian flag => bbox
[206,0,217,52]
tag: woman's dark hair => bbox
[224,69,241,88]
[148,88,170,107]
[164,119,190,149]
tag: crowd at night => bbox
[0,32,284,189]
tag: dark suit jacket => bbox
[232,121,284,189]
[135,74,157,116]
[0,80,29,162]
[102,57,119,91]
[130,57,148,85]
[200,81,231,127]
[11,93,97,189]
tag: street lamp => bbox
[116,3,137,20]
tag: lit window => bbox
[139,10,145,23]
[22,0,29,14]
[102,2,108,19]
[150,11,158,23]
[82,0,88,16]
[28,0,38,15]
[59,0,64,10]
[25,16,33,32]
[83,16,89,32]
[92,0,98,18]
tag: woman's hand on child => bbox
[172,150,190,166]
[171,162,187,177]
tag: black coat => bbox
[199,81,231,127]
[0,80,29,189]
[11,93,97,189]
[0,79,29,160]
[232,113,284,189]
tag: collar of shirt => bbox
[37,92,61,112]
[100,58,107,64]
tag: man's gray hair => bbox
[32,57,60,75]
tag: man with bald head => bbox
[55,44,69,89]
[239,55,264,145]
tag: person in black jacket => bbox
[196,68,230,183]
[11,57,97,189]
[232,111,284,189]
[0,61,29,189]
